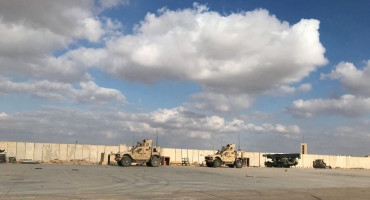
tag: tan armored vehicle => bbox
[205,144,245,168]
[313,159,332,169]
[114,139,161,167]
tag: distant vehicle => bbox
[263,153,300,168]
[313,159,332,169]
[205,144,245,168]
[114,139,161,167]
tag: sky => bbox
[0,0,369,156]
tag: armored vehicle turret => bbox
[114,139,161,167]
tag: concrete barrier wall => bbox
[0,141,369,168]
[16,142,26,160]
[292,154,370,169]
[25,143,34,160]
[160,148,217,164]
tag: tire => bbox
[150,156,160,167]
[213,158,221,168]
[235,160,243,168]
[121,156,132,167]
[206,162,213,167]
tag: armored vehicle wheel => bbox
[121,156,132,167]
[213,158,221,168]
[265,161,272,167]
[206,162,213,167]
[235,160,242,168]
[150,156,160,167]
[228,164,235,168]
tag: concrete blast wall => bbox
[296,154,370,169]
[0,141,127,164]
[0,141,369,169]
[246,152,370,169]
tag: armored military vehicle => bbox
[205,144,245,168]
[263,153,300,168]
[114,139,161,167]
[313,159,332,169]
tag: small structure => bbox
[301,143,307,154]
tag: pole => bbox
[156,129,158,147]
[238,134,241,151]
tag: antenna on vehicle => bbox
[156,129,158,147]
[221,136,222,148]
[238,133,241,151]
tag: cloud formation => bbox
[0,77,126,104]
[322,61,370,96]
[286,94,370,118]
[0,107,301,146]
[185,92,254,114]
[0,2,328,115]
[0,0,122,82]
[265,83,312,96]
[95,5,326,95]
[287,60,370,118]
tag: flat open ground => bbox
[1,164,370,200]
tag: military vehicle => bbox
[205,144,245,168]
[313,159,332,169]
[114,139,161,167]
[263,153,300,168]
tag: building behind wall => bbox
[301,143,307,154]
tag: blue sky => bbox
[0,0,369,156]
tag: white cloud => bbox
[184,92,253,114]
[322,61,370,96]
[0,112,7,118]
[94,5,326,95]
[286,94,370,118]
[0,77,126,105]
[98,0,130,9]
[265,83,312,96]
[0,1,122,82]
[0,107,300,146]
[222,120,300,138]
[239,111,273,121]
[0,1,104,42]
